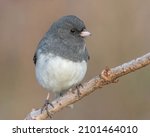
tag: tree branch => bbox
[25,52,150,120]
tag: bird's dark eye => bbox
[81,27,86,32]
[70,28,76,33]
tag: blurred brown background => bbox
[0,0,150,119]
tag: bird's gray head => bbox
[48,15,91,40]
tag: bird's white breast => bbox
[35,53,87,93]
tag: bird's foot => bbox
[41,93,54,118]
[41,99,54,118]
[76,84,83,98]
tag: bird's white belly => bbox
[35,53,87,93]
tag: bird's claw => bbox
[76,84,83,98]
[41,99,54,118]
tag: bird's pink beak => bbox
[80,29,91,37]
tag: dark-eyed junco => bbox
[33,15,91,102]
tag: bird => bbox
[33,15,91,107]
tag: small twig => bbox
[25,52,150,120]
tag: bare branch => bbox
[25,52,150,120]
